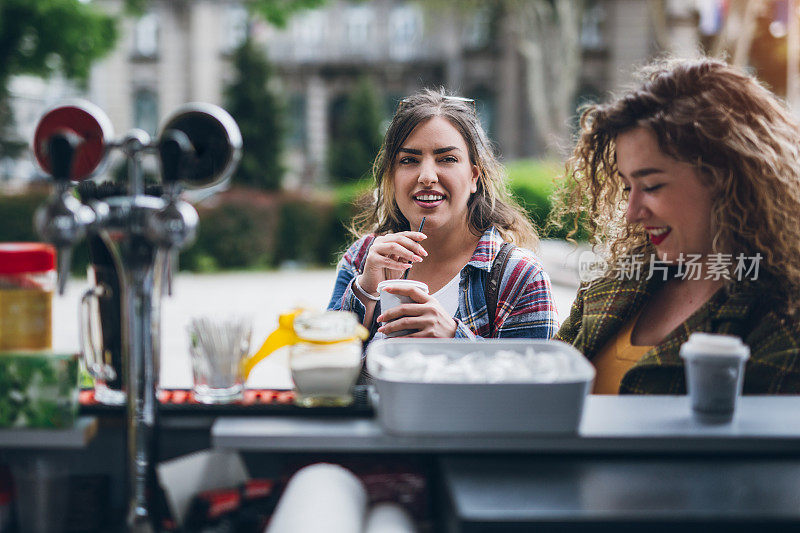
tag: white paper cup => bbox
[679,332,750,423]
[377,280,429,338]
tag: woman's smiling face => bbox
[392,116,479,233]
[616,126,716,263]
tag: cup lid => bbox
[679,332,750,360]
[377,279,429,293]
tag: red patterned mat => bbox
[79,388,296,406]
[78,386,372,416]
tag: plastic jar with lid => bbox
[290,311,368,407]
[0,243,57,351]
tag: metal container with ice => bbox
[366,339,595,435]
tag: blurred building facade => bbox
[4,0,712,189]
[259,0,707,185]
[87,0,246,139]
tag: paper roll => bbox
[265,463,367,533]
[365,502,417,533]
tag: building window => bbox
[224,5,249,52]
[288,94,307,149]
[580,2,605,50]
[293,11,325,60]
[328,95,349,141]
[464,6,491,49]
[389,5,422,60]
[133,89,159,136]
[471,90,496,140]
[346,5,372,50]
[133,12,159,58]
[384,93,404,132]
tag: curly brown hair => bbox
[553,56,800,313]
[351,88,538,249]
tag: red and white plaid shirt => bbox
[328,227,559,340]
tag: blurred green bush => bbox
[506,159,559,235]
[0,159,587,272]
[507,159,589,241]
[180,186,369,271]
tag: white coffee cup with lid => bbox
[377,279,429,338]
[679,332,750,423]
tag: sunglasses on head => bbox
[396,95,476,114]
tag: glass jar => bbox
[0,243,56,351]
[290,311,365,407]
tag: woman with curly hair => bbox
[555,56,800,394]
[328,89,558,340]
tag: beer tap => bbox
[148,129,199,296]
[34,129,96,294]
[33,100,241,532]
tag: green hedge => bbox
[181,187,367,271]
[507,159,589,241]
[0,160,583,272]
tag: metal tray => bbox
[366,339,594,435]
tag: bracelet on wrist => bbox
[354,276,380,301]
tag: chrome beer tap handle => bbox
[145,198,198,296]
[150,129,199,295]
[34,131,96,294]
[32,101,114,294]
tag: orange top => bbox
[591,313,653,394]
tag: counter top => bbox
[439,455,800,531]
[0,417,98,449]
[211,395,800,454]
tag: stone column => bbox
[496,9,520,159]
[606,0,653,90]
[158,1,188,120]
[188,0,223,105]
[305,74,328,186]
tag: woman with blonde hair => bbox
[555,56,800,394]
[328,89,558,340]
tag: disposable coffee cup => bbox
[377,280,429,338]
[679,332,750,424]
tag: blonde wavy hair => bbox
[553,56,800,314]
[351,88,538,249]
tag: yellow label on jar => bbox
[0,288,53,351]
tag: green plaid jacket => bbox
[556,271,800,395]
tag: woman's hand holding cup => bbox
[377,282,457,338]
[356,231,428,296]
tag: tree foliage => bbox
[0,0,118,158]
[248,0,327,27]
[0,0,117,83]
[328,77,383,183]
[224,37,286,190]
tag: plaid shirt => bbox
[327,227,559,340]
[556,264,800,394]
